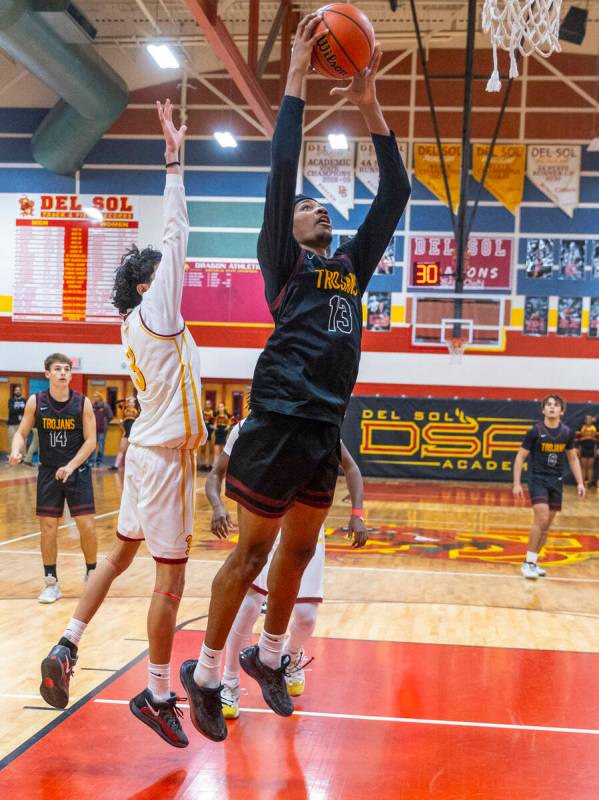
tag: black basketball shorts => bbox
[225,411,341,518]
[36,463,96,518]
[528,476,563,511]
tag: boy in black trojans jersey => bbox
[9,353,97,602]
[183,13,410,741]
[513,394,585,579]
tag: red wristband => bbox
[351,508,364,518]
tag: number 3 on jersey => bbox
[328,295,353,334]
[126,346,146,391]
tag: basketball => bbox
[311,4,375,80]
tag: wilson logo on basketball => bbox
[315,36,348,76]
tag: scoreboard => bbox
[412,261,442,287]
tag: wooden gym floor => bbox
[0,463,598,798]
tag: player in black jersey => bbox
[513,394,585,579]
[9,353,97,602]
[183,13,410,741]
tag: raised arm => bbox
[141,99,189,335]
[257,14,322,304]
[335,49,411,292]
[8,395,36,464]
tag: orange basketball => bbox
[311,4,375,80]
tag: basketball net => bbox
[482,0,562,92]
[447,336,468,364]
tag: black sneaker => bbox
[179,660,227,742]
[129,689,189,748]
[239,645,293,716]
[40,643,77,708]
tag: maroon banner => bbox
[409,236,512,291]
[182,260,272,326]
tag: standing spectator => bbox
[199,398,215,470]
[92,392,114,467]
[212,402,231,465]
[7,385,26,458]
[576,414,597,486]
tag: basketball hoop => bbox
[482,0,562,92]
[447,336,468,364]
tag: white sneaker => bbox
[536,564,547,577]
[38,576,62,603]
[221,681,240,719]
[285,650,313,697]
[521,561,542,580]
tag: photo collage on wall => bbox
[524,238,598,338]
[366,292,392,331]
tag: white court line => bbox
[0,510,119,547]
[2,549,598,585]
[93,699,599,736]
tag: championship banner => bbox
[342,396,592,482]
[303,140,355,219]
[182,260,271,326]
[414,143,461,211]
[527,145,581,218]
[355,140,407,196]
[472,144,525,215]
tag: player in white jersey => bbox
[39,100,204,749]
[205,420,367,719]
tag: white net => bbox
[447,337,468,364]
[482,0,562,92]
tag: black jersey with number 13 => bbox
[251,95,410,426]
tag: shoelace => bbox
[162,696,185,729]
[285,652,314,676]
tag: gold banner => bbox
[414,143,461,212]
[472,144,525,215]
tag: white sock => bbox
[223,592,262,685]
[526,551,538,564]
[286,603,318,657]
[258,630,286,669]
[193,643,223,688]
[148,662,170,702]
[63,618,87,647]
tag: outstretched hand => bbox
[156,98,187,159]
[289,12,325,75]
[330,46,382,107]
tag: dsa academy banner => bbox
[303,140,355,219]
[342,396,592,482]
[472,144,525,215]
[414,143,461,212]
[355,140,408,195]
[527,145,580,218]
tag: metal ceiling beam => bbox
[184,0,275,135]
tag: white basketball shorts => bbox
[251,525,325,603]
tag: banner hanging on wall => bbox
[408,235,512,291]
[472,144,525,215]
[303,140,355,219]
[527,145,581,218]
[355,140,408,195]
[342,396,591,482]
[181,260,272,326]
[413,143,461,211]
[13,193,136,323]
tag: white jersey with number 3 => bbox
[121,173,206,450]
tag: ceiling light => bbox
[83,207,103,222]
[214,131,238,148]
[146,44,179,69]
[328,133,348,150]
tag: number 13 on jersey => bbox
[328,295,353,334]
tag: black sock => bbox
[86,562,97,575]
[58,636,78,658]
[44,564,57,579]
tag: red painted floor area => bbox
[2,633,599,799]
[364,480,521,506]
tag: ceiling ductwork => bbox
[0,0,128,175]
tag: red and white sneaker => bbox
[129,689,189,748]
[40,643,77,708]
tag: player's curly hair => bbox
[112,245,162,314]
[541,394,566,412]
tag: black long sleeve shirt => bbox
[251,95,411,426]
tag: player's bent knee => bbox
[292,602,318,629]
